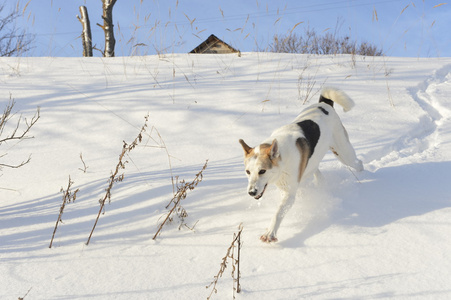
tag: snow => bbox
[1,53,451,299]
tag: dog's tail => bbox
[319,87,355,112]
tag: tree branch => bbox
[1,95,40,169]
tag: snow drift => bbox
[1,53,451,299]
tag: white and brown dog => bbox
[239,87,363,243]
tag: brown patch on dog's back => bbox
[296,138,310,182]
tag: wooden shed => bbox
[190,34,239,54]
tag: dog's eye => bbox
[259,170,266,175]
[246,170,250,175]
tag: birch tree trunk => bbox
[77,6,93,57]
[98,0,117,57]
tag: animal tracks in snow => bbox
[408,64,451,156]
[368,63,451,169]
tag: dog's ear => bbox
[239,139,253,155]
[270,139,279,160]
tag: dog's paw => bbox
[260,234,278,243]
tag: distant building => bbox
[190,34,240,54]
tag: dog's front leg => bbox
[261,188,296,243]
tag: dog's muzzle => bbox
[248,184,267,200]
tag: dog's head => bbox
[239,139,281,200]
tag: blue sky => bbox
[13,0,451,57]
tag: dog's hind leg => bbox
[331,124,363,171]
[261,187,296,243]
[313,169,324,185]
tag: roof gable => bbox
[190,34,239,54]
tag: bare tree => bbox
[97,0,117,57]
[0,96,40,169]
[77,6,93,57]
[0,2,34,57]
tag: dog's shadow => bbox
[280,161,451,248]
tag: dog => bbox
[239,87,363,243]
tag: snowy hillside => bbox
[1,53,451,299]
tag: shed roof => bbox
[190,34,239,54]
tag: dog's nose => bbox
[248,189,257,197]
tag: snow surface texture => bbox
[1,54,451,299]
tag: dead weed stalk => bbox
[153,159,208,240]
[86,114,149,245]
[1,95,40,169]
[18,287,32,300]
[78,152,88,173]
[49,176,79,248]
[206,223,244,300]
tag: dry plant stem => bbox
[78,152,88,172]
[86,115,148,245]
[0,96,40,168]
[300,73,316,104]
[0,97,40,144]
[153,160,208,240]
[383,56,395,107]
[231,230,242,299]
[236,231,242,294]
[141,126,174,192]
[155,127,175,193]
[18,287,32,300]
[49,176,79,248]
[206,224,243,300]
